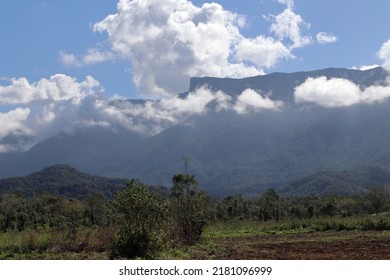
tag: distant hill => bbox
[2,164,389,199]
[0,165,169,200]
[279,166,390,197]
[0,127,145,179]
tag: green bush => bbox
[110,228,162,259]
[109,180,167,259]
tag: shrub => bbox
[110,228,163,259]
[109,180,167,259]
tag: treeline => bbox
[1,174,390,259]
[0,174,210,259]
[0,192,110,232]
[216,186,390,222]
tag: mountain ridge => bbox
[188,67,388,102]
[1,67,390,197]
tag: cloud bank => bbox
[0,74,283,152]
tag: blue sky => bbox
[1,0,390,152]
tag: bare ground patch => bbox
[187,231,390,260]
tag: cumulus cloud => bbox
[0,74,102,105]
[316,32,338,44]
[235,36,291,69]
[294,76,390,108]
[294,77,361,107]
[267,6,312,49]
[294,38,390,108]
[91,0,259,98]
[378,39,390,72]
[0,108,32,152]
[0,75,104,152]
[61,0,325,98]
[233,89,283,114]
[0,108,31,139]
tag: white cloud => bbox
[316,32,338,44]
[235,36,292,69]
[294,76,390,108]
[60,49,114,67]
[160,87,216,115]
[0,75,104,151]
[61,0,325,99]
[0,75,102,105]
[100,86,283,135]
[294,77,361,107]
[59,52,79,67]
[295,38,390,108]
[378,39,390,72]
[351,64,381,71]
[0,108,31,139]
[91,0,269,98]
[0,108,32,152]
[268,6,312,48]
[277,0,295,9]
[233,89,283,114]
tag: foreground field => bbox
[175,230,390,260]
[2,230,390,260]
[2,218,390,260]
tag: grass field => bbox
[1,215,390,260]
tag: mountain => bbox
[0,127,145,179]
[0,164,169,199]
[1,67,390,197]
[279,166,390,197]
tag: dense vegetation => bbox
[1,171,390,260]
[0,164,170,200]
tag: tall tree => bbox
[366,187,390,214]
[256,188,280,221]
[170,174,209,244]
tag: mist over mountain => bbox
[1,67,390,197]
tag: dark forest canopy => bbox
[0,164,170,200]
